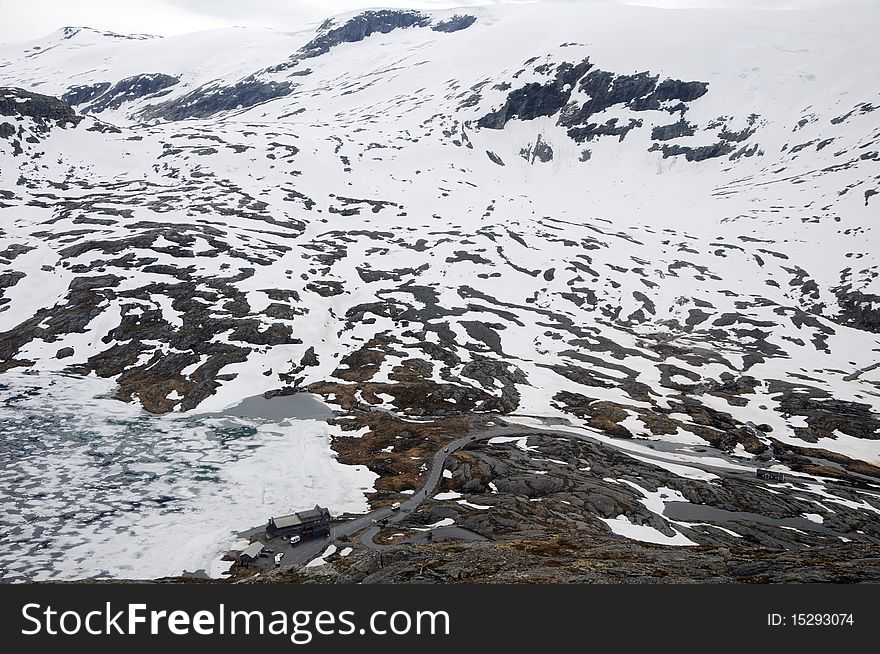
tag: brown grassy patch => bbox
[329,412,470,500]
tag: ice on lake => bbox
[0,371,376,581]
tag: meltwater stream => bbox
[0,372,376,582]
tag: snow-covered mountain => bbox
[1,2,879,579]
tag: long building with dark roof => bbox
[266,505,331,539]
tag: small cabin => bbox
[756,468,785,482]
[239,541,265,566]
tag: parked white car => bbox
[390,502,401,511]
[289,535,301,545]
[274,552,284,566]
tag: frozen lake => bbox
[218,391,338,421]
[0,371,376,582]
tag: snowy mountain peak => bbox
[34,25,161,48]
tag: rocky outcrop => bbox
[832,286,880,333]
[651,141,736,161]
[268,11,476,74]
[301,10,432,59]
[62,82,111,107]
[477,59,709,148]
[432,15,477,33]
[520,134,554,163]
[66,73,179,113]
[651,118,697,141]
[255,538,880,583]
[142,76,292,121]
[0,87,82,132]
[477,60,593,129]
[567,117,643,143]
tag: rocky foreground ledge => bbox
[245,539,880,584]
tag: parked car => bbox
[390,502,401,511]
[259,551,270,558]
[289,535,301,545]
[274,552,284,566]
[263,548,274,553]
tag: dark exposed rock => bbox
[62,82,111,106]
[306,280,345,297]
[86,120,122,134]
[333,195,399,213]
[477,60,593,129]
[831,101,878,125]
[718,126,756,143]
[564,69,657,121]
[68,274,122,292]
[832,286,880,333]
[76,73,179,113]
[648,78,709,105]
[357,264,429,283]
[0,244,33,262]
[290,539,880,583]
[486,150,505,166]
[552,392,635,438]
[142,76,293,121]
[0,87,82,132]
[0,287,109,370]
[112,344,252,413]
[520,134,554,163]
[431,15,477,33]
[477,59,709,148]
[300,346,319,367]
[729,143,761,160]
[651,141,735,161]
[446,250,492,265]
[567,117,642,144]
[0,271,26,289]
[300,10,431,59]
[775,391,880,443]
[651,119,697,141]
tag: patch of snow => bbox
[600,515,697,546]
[413,517,455,531]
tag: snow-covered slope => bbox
[1,2,879,578]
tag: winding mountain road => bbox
[273,419,799,568]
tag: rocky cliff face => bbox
[0,87,81,156]
[64,73,179,113]
[141,76,293,121]
[301,10,433,58]
[0,87,81,130]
